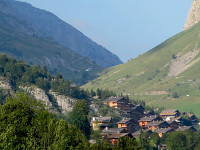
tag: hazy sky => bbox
[18,0,193,62]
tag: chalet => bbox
[144,111,155,117]
[173,116,183,125]
[176,126,197,132]
[117,118,139,133]
[160,109,181,121]
[91,117,112,130]
[108,133,133,145]
[101,127,126,138]
[132,129,152,138]
[146,121,169,132]
[103,97,133,112]
[138,115,163,128]
[188,113,199,126]
[166,120,179,130]
[155,128,174,137]
[128,105,145,120]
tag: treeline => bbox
[0,55,90,100]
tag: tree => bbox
[166,132,187,150]
[115,136,138,150]
[69,100,90,137]
[150,132,160,149]
[139,130,150,150]
[89,140,112,150]
[0,93,89,149]
[172,92,179,98]
[172,54,177,59]
[90,130,102,144]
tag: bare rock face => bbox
[49,91,77,113]
[0,77,12,90]
[19,86,52,107]
[184,0,200,30]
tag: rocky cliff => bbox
[19,86,77,113]
[49,90,77,113]
[19,86,53,107]
[184,0,200,30]
[0,77,12,90]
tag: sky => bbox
[18,0,193,62]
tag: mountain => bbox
[0,0,102,84]
[184,0,200,30]
[83,20,200,117]
[1,0,122,68]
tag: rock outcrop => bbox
[49,91,77,113]
[19,86,77,113]
[184,0,200,30]
[19,86,52,107]
[0,77,12,90]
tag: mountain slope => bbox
[0,8,99,84]
[1,0,122,68]
[0,54,89,113]
[83,21,200,116]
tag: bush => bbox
[172,54,177,59]
[172,92,179,98]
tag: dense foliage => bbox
[0,55,89,100]
[165,131,200,150]
[0,93,89,149]
[69,100,90,137]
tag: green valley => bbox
[83,22,200,117]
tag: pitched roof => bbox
[132,129,152,138]
[103,97,124,102]
[166,120,178,125]
[176,126,196,132]
[155,128,173,134]
[188,113,198,120]
[101,128,125,135]
[160,109,179,116]
[146,121,169,126]
[109,133,132,139]
[91,117,112,123]
[139,115,160,122]
[117,118,132,124]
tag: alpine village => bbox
[0,0,200,149]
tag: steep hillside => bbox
[0,0,122,68]
[0,8,100,84]
[0,54,92,113]
[83,21,200,116]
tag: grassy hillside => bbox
[0,11,100,85]
[83,22,200,117]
